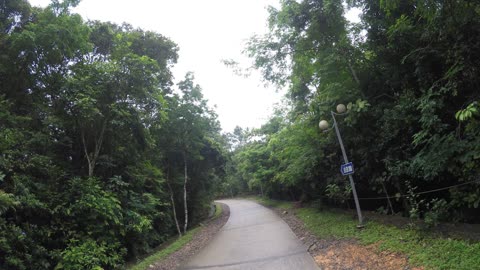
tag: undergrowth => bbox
[253,196,293,209]
[255,197,480,270]
[129,201,225,270]
[213,202,223,219]
[297,208,480,270]
[128,227,200,270]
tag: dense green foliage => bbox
[228,0,480,224]
[0,1,226,269]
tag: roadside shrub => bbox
[424,198,449,227]
[55,239,125,270]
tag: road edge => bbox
[133,202,230,270]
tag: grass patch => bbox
[129,202,222,270]
[250,196,293,209]
[297,207,480,270]
[128,227,200,270]
[254,196,480,270]
[213,202,223,219]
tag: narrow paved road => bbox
[182,199,319,270]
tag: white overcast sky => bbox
[28,0,284,132]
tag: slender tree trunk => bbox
[183,152,188,233]
[81,129,94,177]
[289,189,296,201]
[166,168,182,237]
[343,54,367,100]
[81,119,107,177]
[92,119,107,167]
[392,176,409,214]
[259,183,264,197]
[347,60,360,85]
[339,47,360,86]
[381,177,395,214]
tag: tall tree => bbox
[0,2,227,269]
[237,0,480,223]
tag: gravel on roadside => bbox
[150,203,230,270]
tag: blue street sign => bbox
[341,162,354,175]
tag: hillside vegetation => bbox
[0,1,227,269]
[225,0,480,226]
[257,197,480,270]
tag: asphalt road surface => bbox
[182,199,319,270]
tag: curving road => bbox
[181,199,319,270]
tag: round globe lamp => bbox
[319,120,329,130]
[336,104,347,114]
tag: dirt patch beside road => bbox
[271,207,423,270]
[313,241,423,270]
[151,203,230,270]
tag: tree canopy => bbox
[228,0,480,225]
[0,1,227,269]
[2,0,480,268]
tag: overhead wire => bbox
[353,179,480,201]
